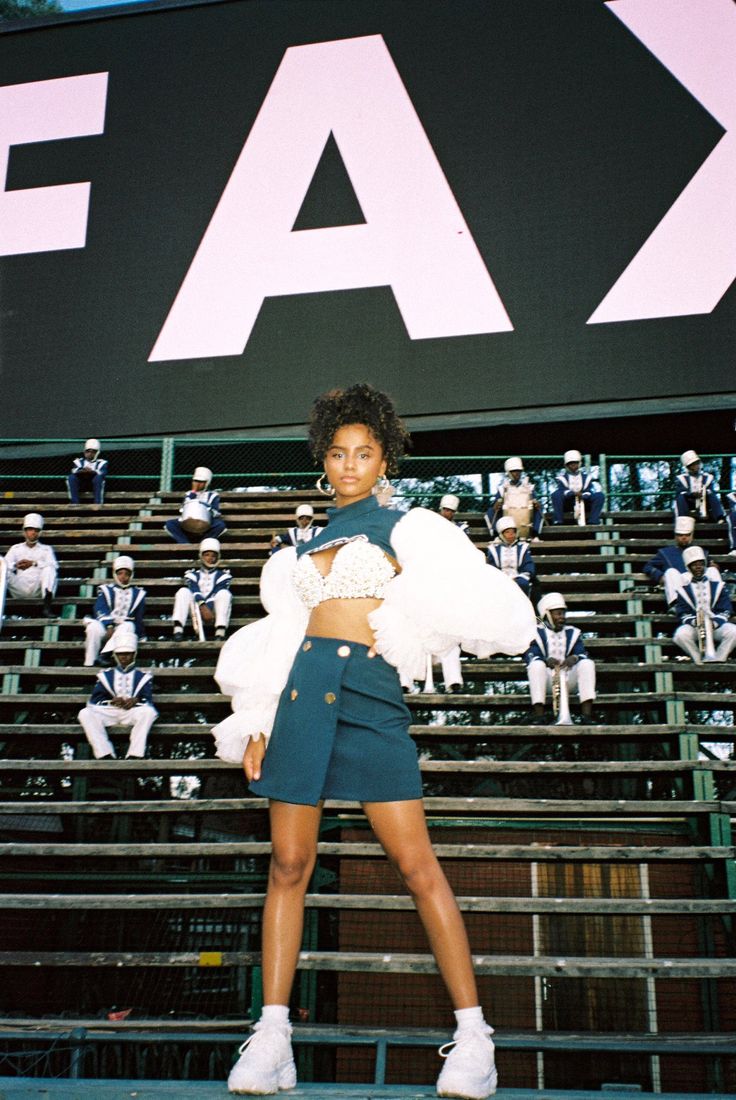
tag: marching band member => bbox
[67,438,108,505]
[438,493,470,535]
[642,516,720,608]
[270,504,322,555]
[165,467,227,544]
[673,547,736,664]
[78,626,158,759]
[524,593,596,724]
[674,450,725,522]
[83,556,146,666]
[486,516,536,597]
[4,513,58,618]
[486,457,544,540]
[550,450,604,526]
[172,538,232,641]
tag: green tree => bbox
[0,0,63,19]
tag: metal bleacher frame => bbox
[0,449,735,1097]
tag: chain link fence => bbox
[0,439,734,511]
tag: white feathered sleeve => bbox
[211,548,308,763]
[368,508,537,683]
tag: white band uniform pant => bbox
[674,622,736,664]
[172,588,232,629]
[7,564,57,599]
[527,658,596,704]
[78,702,158,758]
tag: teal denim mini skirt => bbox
[249,636,422,806]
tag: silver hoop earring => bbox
[316,473,335,497]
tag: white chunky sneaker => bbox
[436,1022,497,1099]
[227,1020,297,1095]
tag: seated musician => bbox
[165,466,227,544]
[270,504,322,555]
[78,626,158,759]
[486,457,544,541]
[83,555,146,666]
[674,450,725,523]
[486,516,536,597]
[673,546,736,664]
[172,537,232,641]
[4,513,58,618]
[67,438,108,505]
[550,450,604,526]
[523,592,596,724]
[643,516,719,608]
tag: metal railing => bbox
[0,439,734,511]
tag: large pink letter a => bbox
[149,34,512,362]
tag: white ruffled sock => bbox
[260,1004,290,1029]
[454,1006,490,1032]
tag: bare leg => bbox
[261,799,323,1005]
[363,798,479,1009]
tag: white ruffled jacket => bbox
[212,506,536,763]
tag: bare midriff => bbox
[305,545,397,647]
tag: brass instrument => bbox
[573,493,586,527]
[552,664,573,725]
[190,594,206,642]
[696,606,716,661]
[422,653,436,694]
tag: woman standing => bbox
[214,384,536,1098]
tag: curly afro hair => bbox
[308,382,411,477]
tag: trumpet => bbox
[552,664,573,725]
[573,493,586,527]
[696,607,716,661]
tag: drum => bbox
[180,498,212,535]
[503,483,533,539]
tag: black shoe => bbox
[579,714,596,726]
[447,683,463,694]
[42,593,55,618]
[529,712,547,726]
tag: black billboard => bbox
[0,0,734,437]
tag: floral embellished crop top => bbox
[292,495,402,610]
